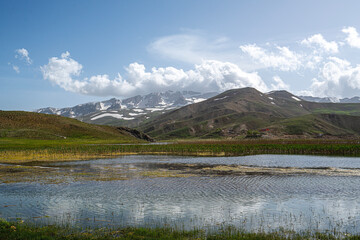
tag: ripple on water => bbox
[45,154,360,169]
[2,155,360,232]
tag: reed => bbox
[1,219,358,240]
[2,138,360,163]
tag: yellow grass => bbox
[0,150,229,164]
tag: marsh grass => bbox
[0,163,195,183]
[1,219,359,240]
[2,138,360,164]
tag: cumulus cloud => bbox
[239,44,302,71]
[15,48,32,64]
[41,52,269,97]
[240,33,342,72]
[342,26,360,48]
[310,57,360,97]
[304,55,324,70]
[41,27,360,99]
[301,34,338,53]
[270,76,290,90]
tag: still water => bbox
[1,154,360,232]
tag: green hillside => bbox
[268,114,360,136]
[0,111,144,142]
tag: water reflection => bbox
[47,154,360,169]
[1,155,360,233]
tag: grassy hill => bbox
[267,114,360,136]
[0,111,145,142]
[2,111,360,163]
[138,88,360,139]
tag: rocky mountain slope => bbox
[139,88,360,139]
[34,87,360,140]
[35,91,218,127]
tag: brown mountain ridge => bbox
[138,87,360,139]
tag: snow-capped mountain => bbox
[35,91,218,124]
[341,97,360,103]
[36,98,123,118]
[300,96,360,103]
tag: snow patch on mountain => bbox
[291,96,301,101]
[214,96,228,101]
[146,108,163,112]
[129,112,146,116]
[35,91,219,121]
[91,113,124,120]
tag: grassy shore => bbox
[1,219,359,240]
[1,138,360,163]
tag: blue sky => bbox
[2,0,360,110]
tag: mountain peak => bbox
[219,87,261,97]
[35,90,218,119]
[267,90,301,101]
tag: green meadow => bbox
[2,138,360,163]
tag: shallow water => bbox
[2,154,360,233]
[48,154,360,169]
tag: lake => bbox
[1,154,360,233]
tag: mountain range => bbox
[299,96,360,103]
[36,90,218,127]
[35,88,360,140]
[139,88,360,139]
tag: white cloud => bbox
[148,33,238,65]
[304,55,323,70]
[61,51,71,58]
[150,30,346,77]
[149,34,205,64]
[15,48,32,64]
[342,26,360,48]
[301,34,338,53]
[41,52,85,92]
[41,52,269,97]
[239,44,302,71]
[41,27,360,99]
[310,57,360,97]
[270,76,290,90]
[240,33,342,73]
[12,65,20,73]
